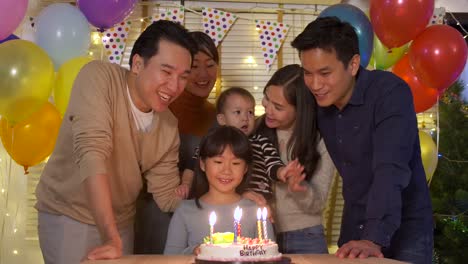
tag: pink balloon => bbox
[409,25,468,93]
[0,0,28,40]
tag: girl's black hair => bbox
[192,126,252,209]
[255,64,320,181]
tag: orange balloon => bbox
[393,55,438,113]
[0,102,61,173]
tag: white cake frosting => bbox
[197,241,282,262]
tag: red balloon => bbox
[393,55,438,113]
[409,25,468,93]
[370,0,434,48]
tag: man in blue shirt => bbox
[291,17,433,264]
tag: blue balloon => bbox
[319,4,374,68]
[36,3,90,69]
[0,34,19,44]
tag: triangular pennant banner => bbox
[152,6,185,25]
[429,7,446,25]
[102,21,132,65]
[255,20,290,70]
[202,7,237,47]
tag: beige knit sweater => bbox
[35,61,181,227]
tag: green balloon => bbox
[369,35,409,70]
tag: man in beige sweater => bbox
[35,20,196,263]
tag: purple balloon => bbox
[0,34,19,44]
[77,0,137,31]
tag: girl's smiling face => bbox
[201,145,247,196]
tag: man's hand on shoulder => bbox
[335,240,384,259]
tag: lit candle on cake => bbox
[209,211,217,244]
[234,206,241,243]
[262,207,268,240]
[256,208,263,240]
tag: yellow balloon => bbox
[418,130,438,183]
[0,40,54,125]
[54,56,93,116]
[0,102,61,173]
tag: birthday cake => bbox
[196,232,283,263]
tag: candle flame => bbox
[257,208,262,220]
[234,206,242,221]
[209,211,217,225]
[262,207,268,221]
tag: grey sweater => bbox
[164,198,275,255]
[275,138,336,233]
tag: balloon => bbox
[319,4,373,68]
[36,3,90,68]
[392,55,438,113]
[418,130,438,184]
[0,0,28,40]
[0,102,61,173]
[54,57,93,116]
[409,25,468,93]
[0,40,54,124]
[370,0,434,48]
[369,36,409,70]
[0,34,19,44]
[77,0,137,31]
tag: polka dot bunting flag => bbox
[429,7,446,25]
[152,6,185,25]
[202,7,237,47]
[102,21,132,65]
[255,20,290,70]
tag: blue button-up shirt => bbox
[317,67,433,248]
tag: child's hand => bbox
[287,172,307,192]
[242,191,275,223]
[175,183,190,199]
[193,245,201,255]
[278,159,304,182]
[242,191,267,207]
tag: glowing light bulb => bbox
[245,56,256,64]
[91,32,101,45]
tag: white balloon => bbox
[36,3,90,69]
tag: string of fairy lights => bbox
[446,11,468,39]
